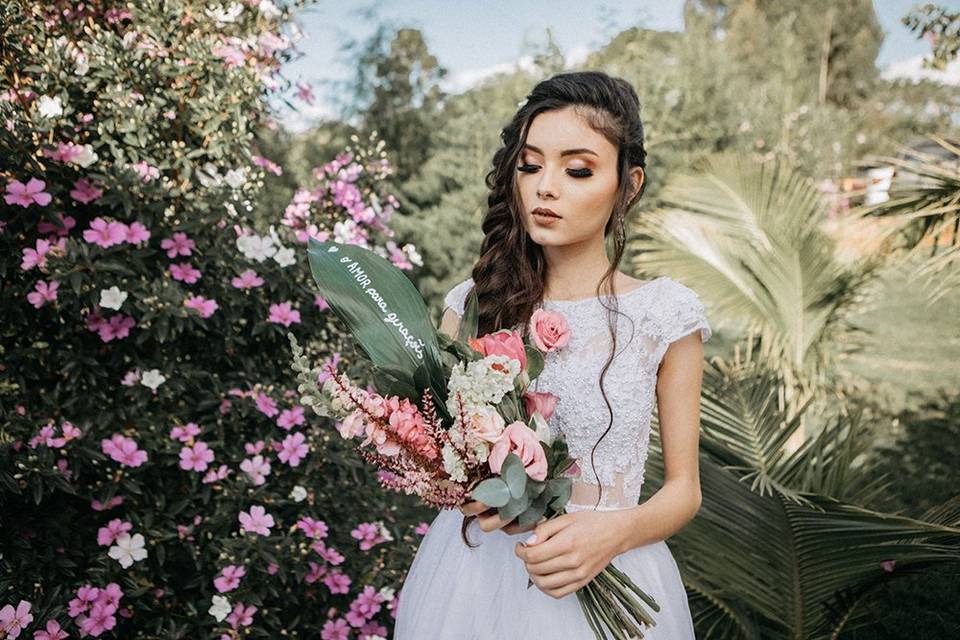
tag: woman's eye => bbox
[516,164,593,178]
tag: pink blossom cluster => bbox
[28,420,82,448]
[83,216,151,248]
[344,586,386,629]
[214,564,246,593]
[68,583,124,637]
[101,433,148,467]
[351,523,389,551]
[86,308,137,342]
[21,237,65,271]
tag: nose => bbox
[536,165,560,200]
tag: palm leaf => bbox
[305,238,449,421]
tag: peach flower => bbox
[488,421,548,481]
[529,308,571,352]
[466,406,506,443]
[468,329,526,371]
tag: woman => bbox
[393,70,711,639]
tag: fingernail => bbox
[524,533,538,546]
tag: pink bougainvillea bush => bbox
[0,2,427,638]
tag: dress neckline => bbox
[541,276,668,305]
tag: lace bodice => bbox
[442,276,711,511]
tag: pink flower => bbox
[91,496,123,512]
[70,178,104,203]
[268,301,300,326]
[202,464,232,484]
[529,308,571,352]
[184,294,218,318]
[100,433,148,467]
[213,565,246,593]
[231,269,264,289]
[160,232,194,258]
[278,432,308,467]
[27,279,59,308]
[97,519,133,546]
[254,392,278,417]
[33,619,68,640]
[5,178,51,207]
[252,154,282,176]
[239,455,271,485]
[304,560,326,583]
[414,522,430,535]
[323,570,352,595]
[77,602,116,636]
[351,522,388,551]
[131,161,159,182]
[314,293,329,310]
[169,262,201,283]
[125,221,151,244]
[179,441,215,472]
[523,391,559,421]
[238,505,274,536]
[276,405,305,430]
[83,217,127,248]
[44,142,85,163]
[169,422,201,442]
[96,314,136,342]
[321,618,350,640]
[0,599,33,639]
[468,329,527,371]
[37,212,76,236]
[296,516,329,540]
[212,44,245,67]
[488,421,548,481]
[227,602,257,629]
[21,238,51,271]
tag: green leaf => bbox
[501,452,527,499]
[471,477,511,508]
[499,490,532,522]
[524,345,544,381]
[516,499,547,528]
[459,288,479,341]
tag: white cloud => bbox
[880,55,960,86]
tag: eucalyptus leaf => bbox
[501,453,528,499]
[499,491,532,522]
[471,477,511,508]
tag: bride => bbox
[393,70,711,639]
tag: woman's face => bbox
[515,106,641,248]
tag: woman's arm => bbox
[611,331,705,555]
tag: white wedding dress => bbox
[393,276,712,640]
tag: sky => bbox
[276,0,960,131]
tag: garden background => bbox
[2,1,959,639]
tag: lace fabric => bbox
[442,276,712,511]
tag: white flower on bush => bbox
[99,286,128,310]
[37,95,63,118]
[206,2,244,24]
[236,232,277,262]
[197,163,223,188]
[258,0,281,18]
[209,595,231,622]
[378,521,394,542]
[71,144,97,168]
[378,586,395,600]
[224,168,247,189]
[403,243,423,266]
[141,368,167,391]
[289,485,307,502]
[108,532,148,568]
[273,245,295,268]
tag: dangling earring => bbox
[615,210,626,245]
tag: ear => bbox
[629,167,645,200]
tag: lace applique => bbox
[441,276,711,511]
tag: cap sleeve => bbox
[659,279,712,345]
[443,277,475,318]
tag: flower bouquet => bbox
[290,238,662,639]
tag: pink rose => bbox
[468,329,526,371]
[529,308,571,352]
[488,421,548,481]
[523,391,559,421]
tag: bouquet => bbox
[290,238,662,639]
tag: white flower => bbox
[441,443,466,482]
[257,0,281,18]
[378,586,395,600]
[378,521,394,542]
[197,163,223,188]
[99,286,128,310]
[272,245,295,268]
[289,485,307,502]
[38,95,63,118]
[224,168,247,189]
[446,355,520,414]
[206,2,244,24]
[531,412,554,446]
[74,52,89,76]
[403,243,423,267]
[108,532,147,568]
[236,233,277,262]
[209,595,231,621]
[73,144,98,168]
[141,368,167,391]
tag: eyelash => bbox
[517,163,593,178]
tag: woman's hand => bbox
[514,509,629,599]
[459,498,544,535]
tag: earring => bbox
[615,211,625,244]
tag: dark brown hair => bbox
[460,70,649,547]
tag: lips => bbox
[532,207,561,218]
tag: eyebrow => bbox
[522,143,599,158]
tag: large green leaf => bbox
[306,239,449,421]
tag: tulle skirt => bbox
[393,504,696,639]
